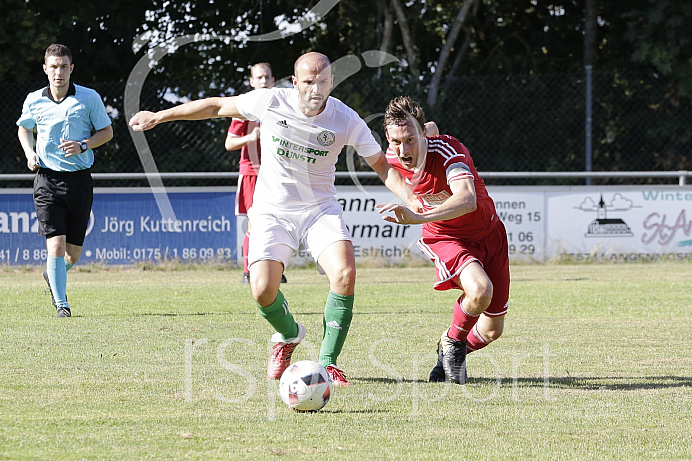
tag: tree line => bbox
[2,0,690,180]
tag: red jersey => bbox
[386,135,499,241]
[228,119,261,175]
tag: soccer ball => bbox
[279,360,333,412]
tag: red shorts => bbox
[417,220,510,316]
[235,174,257,216]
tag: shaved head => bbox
[294,52,331,77]
[292,52,334,116]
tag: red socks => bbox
[465,324,489,353]
[448,295,480,341]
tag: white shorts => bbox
[247,200,351,268]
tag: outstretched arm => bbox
[129,96,241,131]
[377,177,477,225]
[363,152,421,212]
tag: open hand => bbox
[376,202,423,225]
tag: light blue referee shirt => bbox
[16,83,112,172]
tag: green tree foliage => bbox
[3,0,690,178]
[0,0,150,83]
[622,0,692,97]
[0,0,60,82]
[5,0,691,98]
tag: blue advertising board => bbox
[0,188,237,265]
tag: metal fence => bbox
[3,72,691,187]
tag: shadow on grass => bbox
[324,409,391,414]
[512,277,590,282]
[356,377,430,385]
[135,312,234,317]
[131,311,326,317]
[356,375,692,390]
[465,376,692,391]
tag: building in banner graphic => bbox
[585,195,633,238]
[586,218,633,237]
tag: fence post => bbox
[585,65,593,186]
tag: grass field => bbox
[1,262,690,460]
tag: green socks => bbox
[258,290,354,366]
[319,291,354,368]
[257,290,298,341]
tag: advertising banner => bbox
[487,188,546,262]
[545,187,692,262]
[0,188,237,265]
[2,186,690,265]
[335,186,422,262]
[239,187,425,267]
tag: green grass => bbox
[1,263,690,460]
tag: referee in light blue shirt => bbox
[17,44,113,318]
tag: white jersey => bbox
[236,88,381,211]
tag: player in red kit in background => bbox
[225,62,286,284]
[377,96,510,384]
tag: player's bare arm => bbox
[129,96,242,131]
[378,177,477,225]
[225,126,260,151]
[17,126,40,171]
[363,152,421,212]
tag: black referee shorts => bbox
[33,168,93,246]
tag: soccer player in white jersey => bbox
[224,62,288,285]
[130,52,418,386]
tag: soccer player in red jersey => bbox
[377,96,510,384]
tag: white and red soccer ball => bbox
[279,360,333,412]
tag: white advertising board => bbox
[325,185,692,265]
[6,185,686,267]
[288,186,424,266]
[545,187,692,262]
[486,188,546,262]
